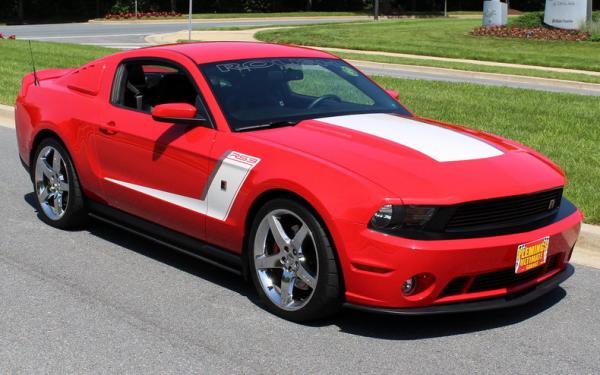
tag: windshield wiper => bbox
[236,120,299,132]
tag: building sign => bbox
[544,0,589,30]
[483,0,508,27]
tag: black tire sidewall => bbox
[248,198,341,322]
[32,138,87,229]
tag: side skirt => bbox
[87,200,243,276]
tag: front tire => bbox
[32,138,88,229]
[248,198,342,322]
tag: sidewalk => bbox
[0,104,14,129]
[0,103,598,268]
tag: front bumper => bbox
[336,202,582,310]
[344,263,574,315]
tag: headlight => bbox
[370,204,394,228]
[369,205,438,231]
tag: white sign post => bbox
[544,0,589,30]
[188,0,193,41]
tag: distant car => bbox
[15,42,581,321]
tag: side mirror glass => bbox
[385,89,400,100]
[151,103,206,125]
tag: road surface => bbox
[1,20,599,96]
[0,126,599,374]
[0,19,359,49]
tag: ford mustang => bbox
[15,42,581,321]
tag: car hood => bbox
[247,113,564,205]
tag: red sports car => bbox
[15,42,581,321]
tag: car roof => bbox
[149,41,337,64]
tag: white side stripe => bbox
[205,152,260,221]
[105,151,260,221]
[317,113,503,162]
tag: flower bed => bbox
[104,11,182,20]
[471,26,591,42]
[0,33,16,39]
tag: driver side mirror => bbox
[385,89,400,100]
[151,103,206,125]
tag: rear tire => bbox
[32,138,88,229]
[248,198,342,322]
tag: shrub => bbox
[509,11,544,28]
[581,20,600,41]
[104,11,182,19]
[511,10,600,28]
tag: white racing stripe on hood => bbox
[317,113,503,162]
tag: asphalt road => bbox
[356,64,600,97]
[1,126,599,373]
[0,18,359,49]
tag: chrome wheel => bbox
[253,209,319,311]
[34,145,70,221]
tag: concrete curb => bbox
[573,224,600,268]
[0,104,15,129]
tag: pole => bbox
[587,0,593,23]
[135,0,138,18]
[444,0,447,17]
[188,0,193,41]
[374,0,379,21]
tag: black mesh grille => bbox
[439,255,560,297]
[439,276,469,297]
[446,188,563,231]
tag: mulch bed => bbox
[471,26,591,41]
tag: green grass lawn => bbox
[0,40,114,105]
[372,76,600,223]
[256,18,600,71]
[0,40,597,222]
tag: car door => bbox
[93,57,216,241]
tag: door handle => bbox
[99,121,117,135]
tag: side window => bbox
[288,65,374,106]
[112,60,208,118]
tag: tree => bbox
[17,0,24,22]
[170,0,176,12]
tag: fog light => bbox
[401,277,418,295]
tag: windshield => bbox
[200,58,411,131]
